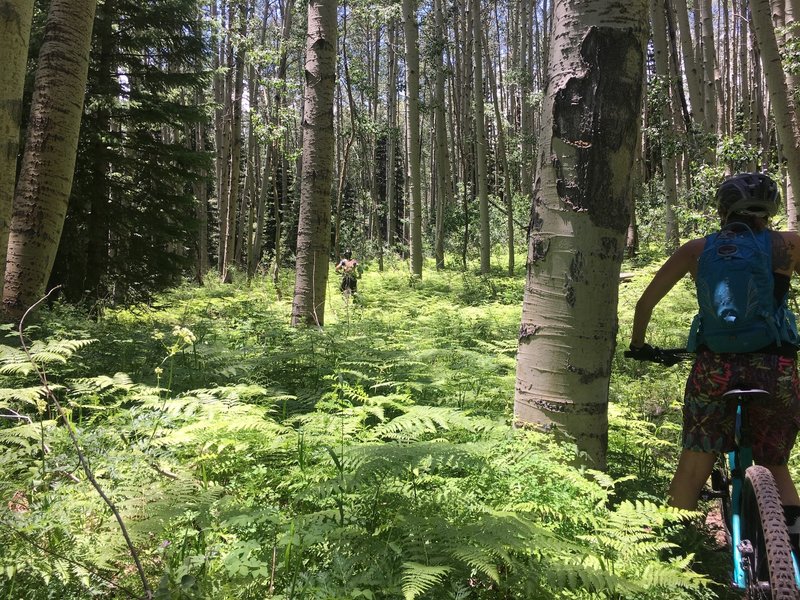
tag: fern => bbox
[401,562,453,600]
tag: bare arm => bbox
[629,238,704,348]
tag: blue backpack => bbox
[687,224,799,353]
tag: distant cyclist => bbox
[335,249,360,295]
[628,172,800,547]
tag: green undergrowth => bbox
[0,257,733,599]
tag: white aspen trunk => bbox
[514,0,648,468]
[672,0,705,127]
[699,0,721,138]
[0,0,33,291]
[472,0,491,274]
[386,22,397,248]
[291,0,337,326]
[221,5,247,281]
[750,0,800,229]
[484,26,515,275]
[3,0,96,319]
[403,0,423,276]
[433,0,452,270]
[651,0,680,251]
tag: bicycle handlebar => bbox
[623,345,693,366]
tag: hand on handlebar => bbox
[625,343,657,361]
[624,343,690,366]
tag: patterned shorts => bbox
[683,350,800,464]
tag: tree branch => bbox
[18,287,152,599]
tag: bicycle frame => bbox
[722,390,800,591]
[729,397,756,589]
[624,349,800,595]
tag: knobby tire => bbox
[741,465,799,600]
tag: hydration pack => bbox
[687,223,799,353]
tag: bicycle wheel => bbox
[740,465,799,600]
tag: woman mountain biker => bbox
[628,172,800,543]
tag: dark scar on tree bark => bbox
[551,26,643,233]
[518,323,541,342]
[528,398,607,416]
[567,362,609,385]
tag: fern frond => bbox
[370,405,502,441]
[401,562,453,600]
[0,386,49,410]
[547,560,643,595]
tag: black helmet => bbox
[716,172,780,221]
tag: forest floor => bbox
[0,254,784,599]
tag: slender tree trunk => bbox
[519,0,533,196]
[221,2,247,281]
[651,0,679,251]
[699,0,722,138]
[402,0,423,276]
[750,0,800,228]
[268,0,295,288]
[433,0,452,270]
[84,0,116,297]
[291,0,337,326]
[671,0,705,129]
[215,2,231,272]
[0,0,34,291]
[484,27,515,275]
[471,0,490,274]
[514,0,648,468]
[195,114,209,281]
[3,0,97,319]
[386,22,397,249]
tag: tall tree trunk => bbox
[484,27,515,275]
[472,0,491,274]
[671,0,705,130]
[651,0,679,251]
[519,0,533,196]
[386,21,397,249]
[3,0,97,319]
[268,0,295,288]
[214,1,231,272]
[750,0,800,229]
[402,0,423,276]
[291,0,337,326]
[0,0,34,291]
[195,115,209,282]
[84,0,116,297]
[699,0,722,137]
[514,0,648,468]
[221,1,247,281]
[433,0,452,270]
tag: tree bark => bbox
[671,0,705,130]
[750,0,800,229]
[386,21,398,249]
[433,0,452,270]
[0,0,34,291]
[221,1,247,281]
[291,0,337,326]
[514,0,648,468]
[651,0,680,251]
[4,0,97,319]
[472,0,491,274]
[402,0,423,276]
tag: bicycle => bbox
[624,346,800,599]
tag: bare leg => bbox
[668,449,717,510]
